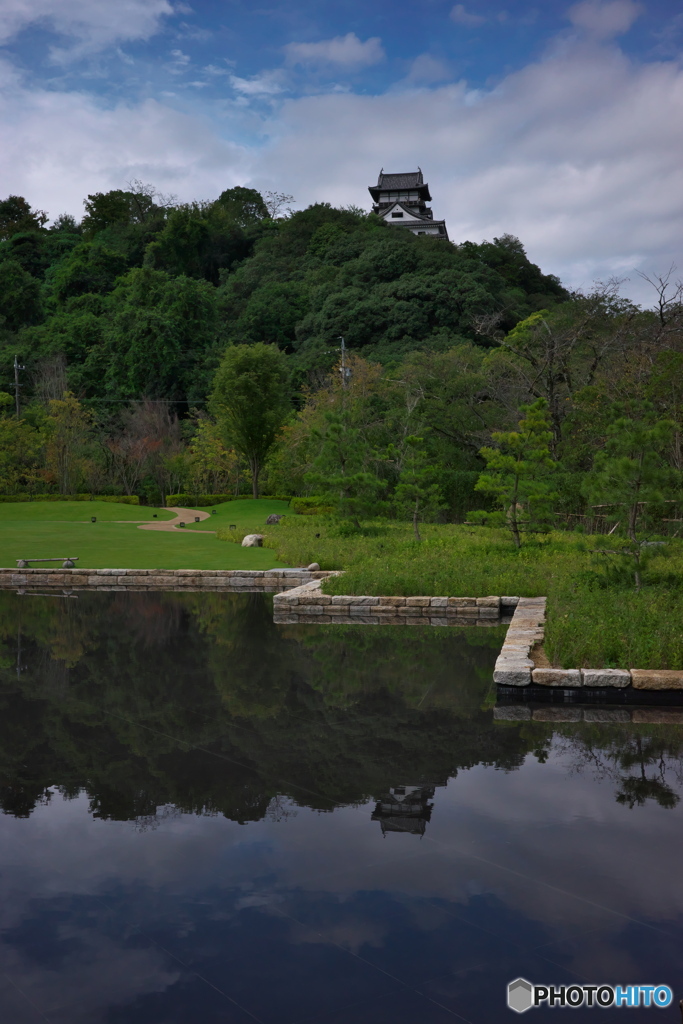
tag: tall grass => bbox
[259,517,683,669]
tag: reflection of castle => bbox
[372,785,436,837]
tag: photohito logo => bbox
[507,979,673,1012]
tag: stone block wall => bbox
[493,596,683,691]
[272,580,517,626]
[0,567,334,593]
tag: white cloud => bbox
[450,4,486,27]
[0,63,250,217]
[284,32,385,70]
[255,39,683,304]
[567,0,643,40]
[229,71,285,97]
[0,0,175,61]
[404,54,453,85]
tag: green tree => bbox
[0,195,47,240]
[391,435,446,541]
[475,398,558,548]
[306,411,386,530]
[0,260,42,329]
[210,343,291,498]
[44,391,95,494]
[0,392,42,492]
[584,406,678,542]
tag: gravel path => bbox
[137,507,214,533]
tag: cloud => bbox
[284,32,385,70]
[0,0,175,60]
[229,71,285,97]
[567,0,643,40]
[404,54,453,85]
[450,4,486,27]
[255,39,683,303]
[0,63,250,217]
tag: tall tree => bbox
[210,343,291,498]
[475,399,557,548]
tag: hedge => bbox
[289,496,334,515]
[0,494,139,504]
[166,494,292,507]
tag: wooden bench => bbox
[16,557,79,569]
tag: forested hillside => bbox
[0,183,681,520]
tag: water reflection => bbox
[1,591,683,1023]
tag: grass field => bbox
[0,499,291,570]
[185,498,291,534]
[259,516,683,670]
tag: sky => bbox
[1,0,682,304]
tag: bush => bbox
[0,493,139,504]
[289,496,334,515]
[167,493,292,507]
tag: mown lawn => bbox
[185,498,291,534]
[0,500,290,570]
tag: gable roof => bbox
[368,169,432,202]
[379,201,432,222]
[377,170,423,189]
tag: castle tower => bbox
[368,168,449,240]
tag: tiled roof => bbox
[377,170,423,189]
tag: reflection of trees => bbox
[554,728,683,810]
[0,591,533,825]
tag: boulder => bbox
[307,562,320,571]
[241,534,264,548]
[266,514,284,525]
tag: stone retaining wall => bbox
[0,567,333,592]
[494,705,683,724]
[273,579,517,626]
[494,596,683,691]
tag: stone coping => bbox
[272,579,516,627]
[494,705,683,724]
[494,596,683,692]
[0,567,334,591]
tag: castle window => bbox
[391,212,404,218]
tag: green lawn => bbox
[0,500,290,570]
[185,498,291,533]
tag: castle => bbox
[368,168,449,240]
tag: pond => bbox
[0,591,682,1023]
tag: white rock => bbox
[241,534,264,547]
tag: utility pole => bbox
[13,355,25,418]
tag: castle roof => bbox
[368,169,432,202]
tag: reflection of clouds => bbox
[2,738,683,1012]
[0,928,178,1022]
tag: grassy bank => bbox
[258,517,683,670]
[0,500,289,570]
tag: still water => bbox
[0,591,682,1023]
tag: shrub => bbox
[289,496,334,515]
[0,493,139,504]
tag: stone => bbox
[478,607,500,619]
[532,708,583,722]
[532,668,582,687]
[632,709,683,724]
[581,668,631,688]
[241,534,264,547]
[493,705,531,721]
[583,709,632,723]
[307,562,320,571]
[429,597,448,608]
[406,596,430,607]
[494,665,532,686]
[447,597,476,607]
[430,617,449,627]
[630,670,683,690]
[476,596,500,608]
[266,514,284,524]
